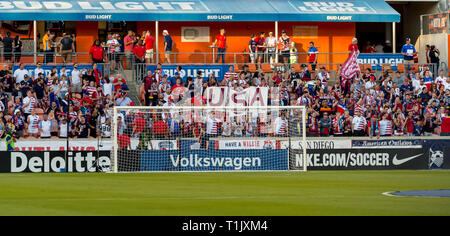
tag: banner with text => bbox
[0,151,111,173]
[289,148,427,170]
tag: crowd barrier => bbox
[1,137,449,172]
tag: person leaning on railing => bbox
[89,39,105,64]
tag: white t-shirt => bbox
[14,69,29,84]
[265,37,277,49]
[102,82,113,98]
[436,76,447,86]
[232,122,243,137]
[39,120,53,137]
[34,68,44,79]
[221,122,231,137]
[59,122,69,138]
[71,69,81,85]
[100,123,111,138]
[23,96,36,114]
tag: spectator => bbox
[89,39,105,63]
[383,40,392,53]
[27,108,40,138]
[429,45,440,74]
[401,38,416,69]
[107,34,121,71]
[213,28,227,64]
[144,30,155,63]
[13,63,28,84]
[76,116,90,138]
[308,42,318,71]
[278,30,291,64]
[70,64,82,93]
[163,30,173,64]
[124,30,136,69]
[133,39,146,64]
[13,35,22,63]
[265,31,277,64]
[255,32,266,68]
[59,33,74,64]
[0,32,14,63]
[248,34,257,64]
[38,113,53,139]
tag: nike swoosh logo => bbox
[392,154,423,166]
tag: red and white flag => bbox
[340,52,360,80]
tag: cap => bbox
[281,30,287,34]
[175,72,180,76]
[163,30,169,34]
[320,66,326,69]
[385,40,391,44]
[14,109,20,114]
[406,37,411,41]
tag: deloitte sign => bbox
[0,151,111,173]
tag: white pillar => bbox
[392,22,396,54]
[155,21,159,64]
[275,21,278,64]
[33,21,37,64]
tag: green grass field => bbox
[1,170,450,216]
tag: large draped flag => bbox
[340,51,360,80]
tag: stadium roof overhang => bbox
[0,0,400,22]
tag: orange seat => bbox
[260,64,272,73]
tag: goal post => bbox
[111,106,307,173]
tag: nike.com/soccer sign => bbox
[289,149,427,170]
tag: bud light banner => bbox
[0,151,111,173]
[357,54,403,71]
[147,65,233,82]
[289,148,427,170]
[141,149,288,171]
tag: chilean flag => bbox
[340,51,361,80]
[337,104,348,114]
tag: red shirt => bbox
[348,44,359,55]
[93,69,102,85]
[216,34,226,49]
[134,117,145,134]
[145,35,154,50]
[255,36,265,51]
[442,117,450,133]
[153,120,168,135]
[118,134,131,148]
[133,45,146,58]
[89,45,104,60]
[113,78,126,91]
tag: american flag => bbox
[340,52,360,80]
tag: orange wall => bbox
[137,21,355,65]
[75,21,99,55]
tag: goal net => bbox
[111,106,307,172]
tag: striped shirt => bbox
[379,120,392,136]
[28,115,40,130]
[224,71,238,81]
[206,117,218,135]
[85,86,97,97]
[352,116,366,131]
[275,117,288,135]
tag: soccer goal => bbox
[111,106,307,172]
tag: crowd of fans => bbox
[0,62,136,140]
[139,62,450,138]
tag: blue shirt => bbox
[249,40,257,52]
[401,44,416,60]
[164,35,173,51]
